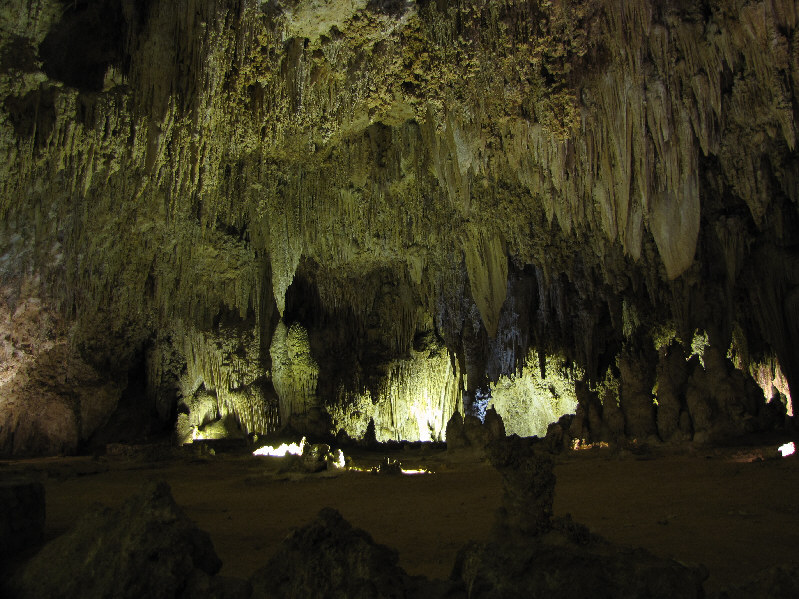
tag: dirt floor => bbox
[4,438,799,595]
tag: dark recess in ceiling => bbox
[38,0,128,92]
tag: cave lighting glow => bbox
[253,437,306,457]
[778,442,795,457]
[400,468,432,475]
[334,449,346,469]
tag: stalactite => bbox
[329,338,461,442]
[463,226,508,339]
[176,317,276,437]
[488,348,582,438]
[1,0,798,454]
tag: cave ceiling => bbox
[0,0,797,454]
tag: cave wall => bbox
[0,0,797,454]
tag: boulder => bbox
[278,442,339,473]
[250,507,455,599]
[453,529,707,599]
[10,481,224,599]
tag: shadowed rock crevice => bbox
[38,0,129,92]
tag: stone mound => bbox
[453,523,707,599]
[9,481,229,599]
[250,507,458,599]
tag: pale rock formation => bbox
[270,320,321,432]
[489,349,580,438]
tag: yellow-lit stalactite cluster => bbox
[4,0,797,336]
[489,349,582,438]
[178,321,277,439]
[330,340,461,442]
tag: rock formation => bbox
[249,506,450,599]
[4,470,797,598]
[1,0,797,454]
[8,481,232,599]
[452,436,707,598]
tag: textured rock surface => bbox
[249,506,453,599]
[0,278,126,455]
[453,530,707,599]
[10,481,224,599]
[1,0,798,453]
[487,435,555,537]
[716,565,799,599]
[446,407,506,452]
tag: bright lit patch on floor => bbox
[778,442,795,457]
[346,457,434,476]
[252,437,306,457]
[571,440,610,451]
[251,441,431,475]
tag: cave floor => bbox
[4,439,799,594]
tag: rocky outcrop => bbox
[486,436,555,537]
[4,455,795,598]
[446,407,506,452]
[654,343,693,443]
[249,507,451,599]
[453,527,707,599]
[716,565,799,599]
[0,279,125,455]
[9,481,228,599]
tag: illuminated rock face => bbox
[329,333,460,442]
[0,0,798,453]
[488,350,581,438]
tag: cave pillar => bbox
[654,343,691,442]
[618,345,658,441]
